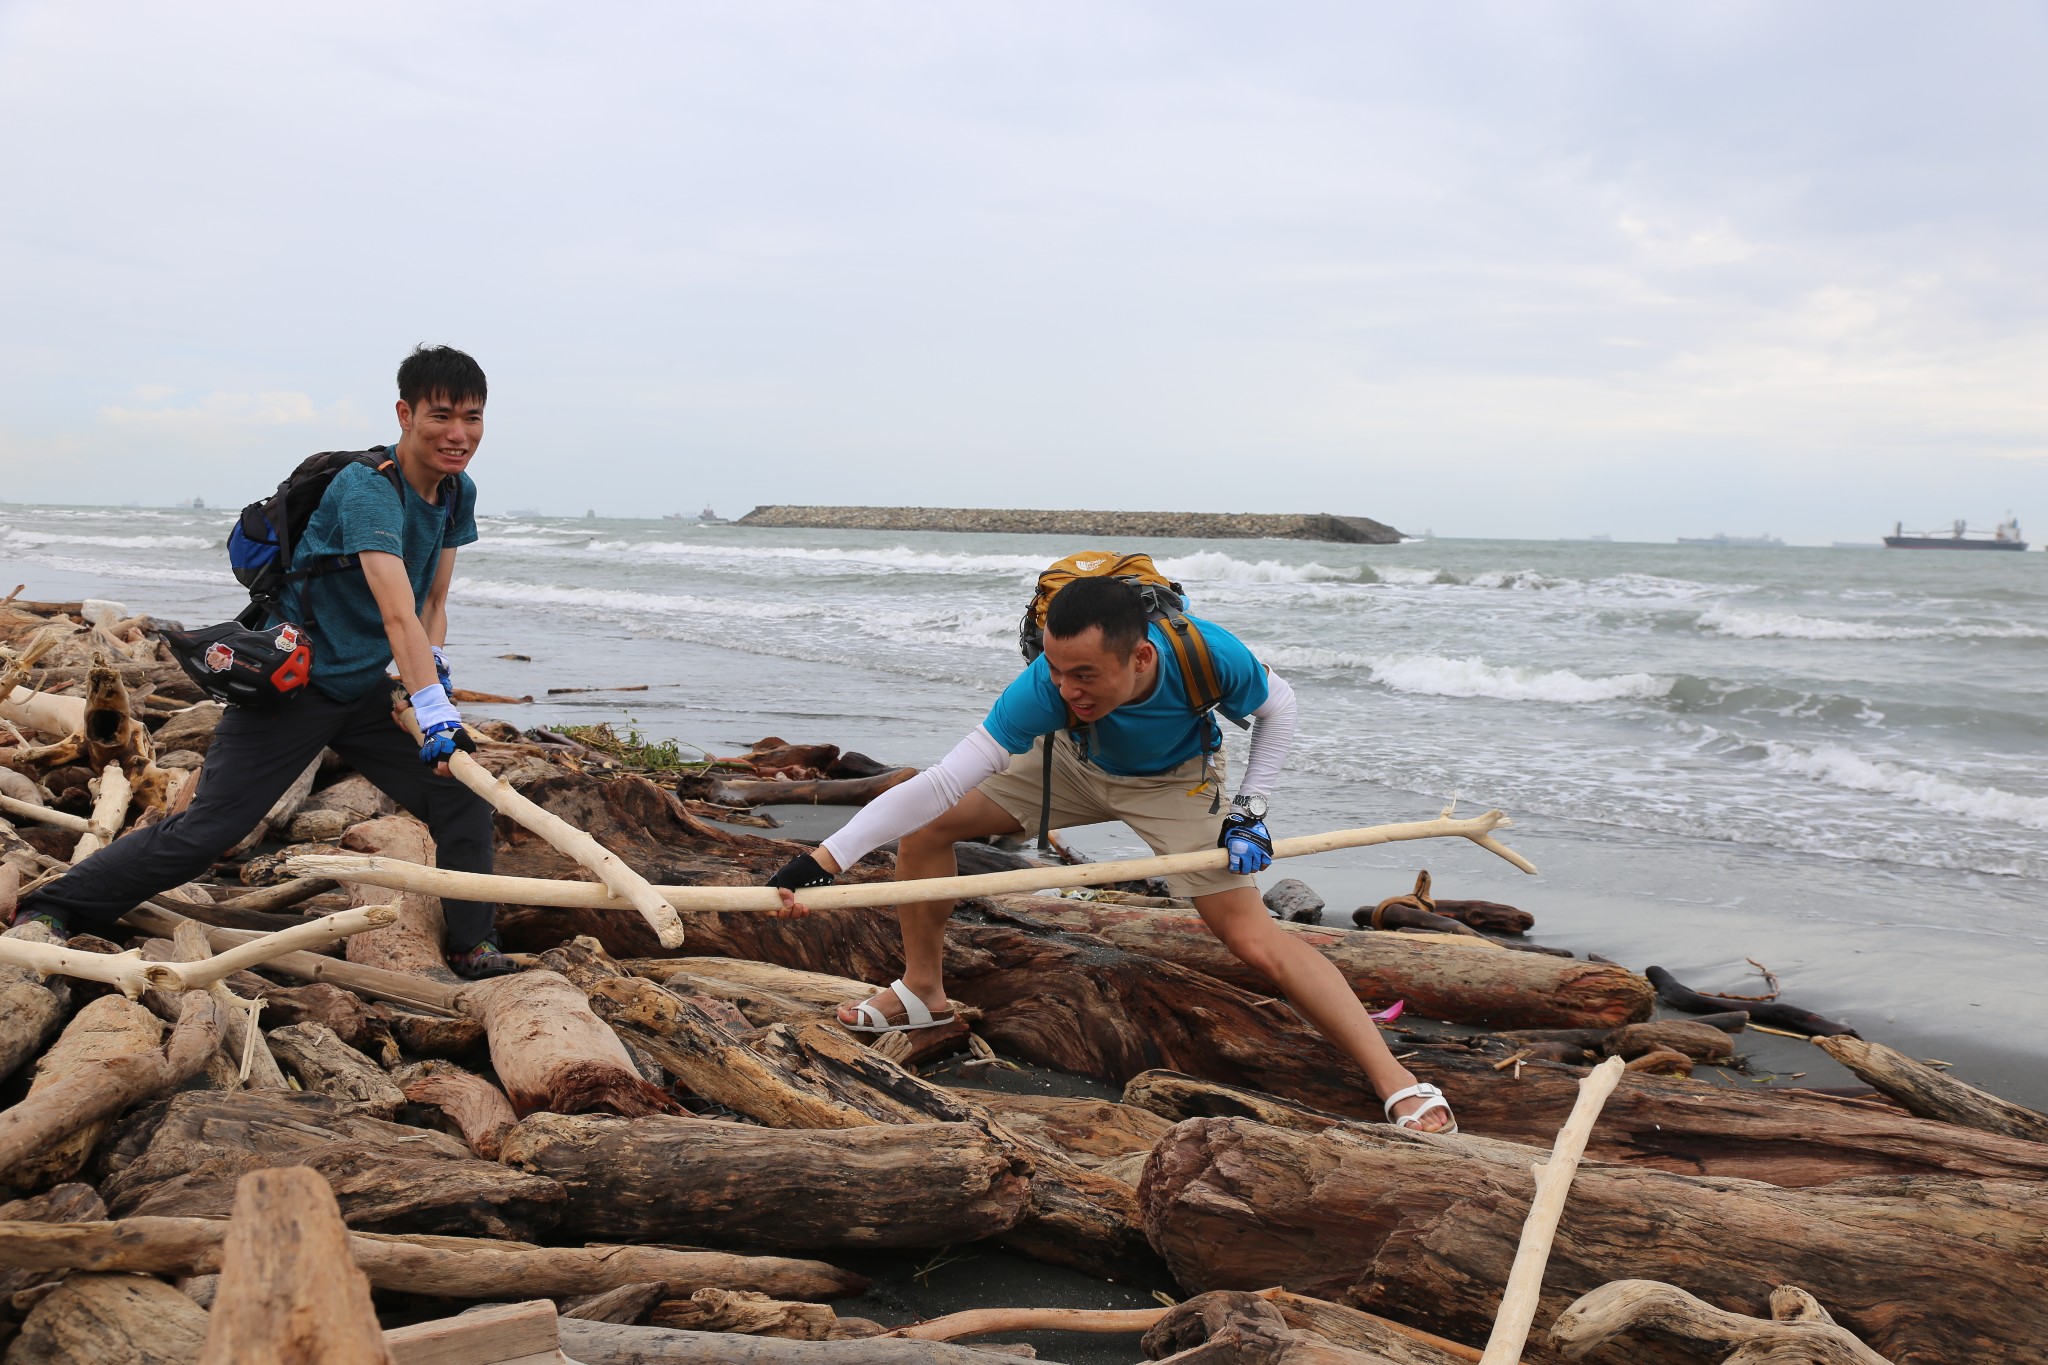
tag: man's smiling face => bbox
[397,390,484,477]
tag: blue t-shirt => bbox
[983,615,1269,775]
[275,457,478,702]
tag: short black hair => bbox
[397,345,487,410]
[1045,576,1149,660]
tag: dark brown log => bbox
[341,816,459,983]
[0,1214,866,1302]
[1814,1035,2048,1144]
[147,700,225,755]
[399,1062,519,1159]
[462,968,681,1117]
[266,1021,407,1114]
[0,920,72,1083]
[499,1111,1031,1250]
[983,896,1649,1029]
[1428,898,1534,935]
[1603,1020,1735,1064]
[100,1088,563,1239]
[1140,1116,2048,1365]
[200,1166,394,1364]
[1647,965,1856,1037]
[968,1092,1173,1177]
[6,1272,210,1365]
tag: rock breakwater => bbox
[736,505,1404,544]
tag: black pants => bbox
[23,687,498,950]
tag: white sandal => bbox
[841,979,957,1035]
[1382,1081,1458,1134]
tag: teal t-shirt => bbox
[275,456,478,702]
[983,615,1269,775]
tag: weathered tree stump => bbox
[1551,1280,1897,1365]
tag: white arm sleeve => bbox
[1236,670,1297,799]
[821,725,1014,871]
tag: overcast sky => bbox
[2,2,2043,542]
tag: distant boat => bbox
[699,505,730,525]
[662,512,685,521]
[1678,532,1784,548]
[189,496,205,511]
[1883,515,2027,551]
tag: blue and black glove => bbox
[767,853,835,891]
[1218,811,1275,874]
[431,645,453,694]
[410,682,474,768]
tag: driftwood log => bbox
[400,1061,520,1159]
[266,1021,407,1114]
[100,1088,564,1239]
[5,1271,211,1365]
[556,1318,1060,1364]
[499,1111,1032,1250]
[982,894,1650,1029]
[1551,1280,1896,1365]
[1647,966,1857,1038]
[0,1214,867,1302]
[1138,1115,2048,1365]
[0,920,72,1084]
[1813,1034,2048,1144]
[200,1165,394,1364]
[462,968,681,1117]
[340,816,460,983]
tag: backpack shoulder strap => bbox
[1156,613,1225,716]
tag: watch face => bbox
[1237,795,1268,820]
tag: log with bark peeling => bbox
[266,1020,407,1114]
[201,1165,395,1364]
[1138,1115,2048,1365]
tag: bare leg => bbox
[836,791,1024,1027]
[1192,885,1452,1132]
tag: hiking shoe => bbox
[6,907,70,939]
[448,939,519,979]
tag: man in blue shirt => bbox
[766,575,1457,1134]
[18,346,514,978]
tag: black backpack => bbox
[226,447,453,627]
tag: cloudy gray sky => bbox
[2,1,2042,542]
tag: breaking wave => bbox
[1697,604,2048,641]
[1260,647,1670,704]
[0,527,215,551]
[1758,742,2048,832]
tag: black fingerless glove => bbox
[767,853,834,891]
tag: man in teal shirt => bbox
[19,346,514,977]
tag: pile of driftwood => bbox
[2,593,2046,1365]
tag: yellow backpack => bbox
[1017,551,1243,846]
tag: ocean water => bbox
[5,504,2046,1090]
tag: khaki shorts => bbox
[976,733,1253,900]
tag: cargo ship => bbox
[1883,516,2027,551]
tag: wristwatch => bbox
[1232,793,1269,820]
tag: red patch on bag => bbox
[274,624,300,651]
[203,642,235,673]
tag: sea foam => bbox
[1760,742,2048,832]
